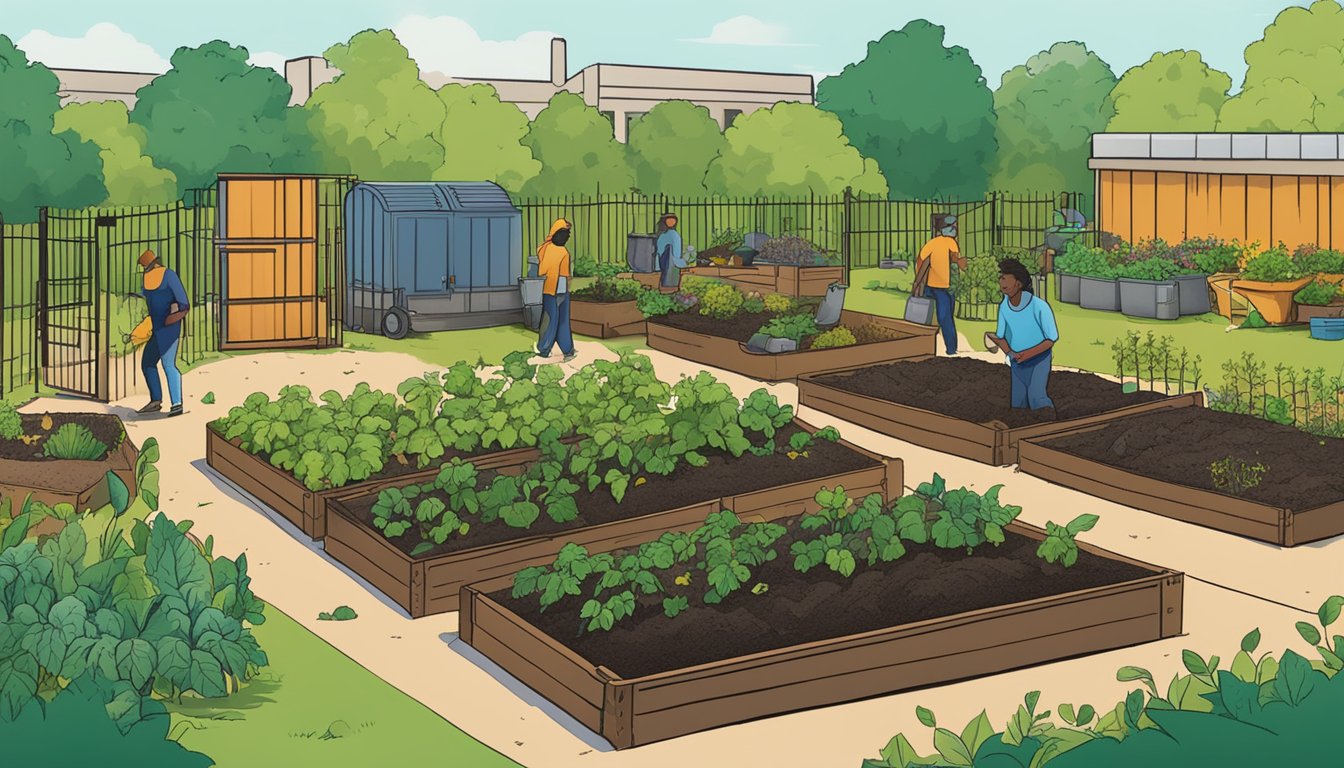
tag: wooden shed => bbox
[1090,133,1344,250]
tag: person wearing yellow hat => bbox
[534,218,577,362]
[132,249,190,416]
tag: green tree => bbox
[627,101,726,196]
[521,92,634,197]
[1218,0,1344,131]
[1106,51,1231,132]
[305,30,445,180]
[434,83,539,192]
[991,42,1116,196]
[0,35,105,222]
[816,20,996,200]
[54,101,178,207]
[704,102,887,197]
[131,41,311,194]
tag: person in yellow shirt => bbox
[916,216,967,354]
[535,218,577,362]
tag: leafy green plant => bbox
[0,401,21,441]
[42,422,108,460]
[892,474,1023,554]
[200,391,215,405]
[1191,241,1248,275]
[698,283,745,319]
[763,293,794,314]
[1294,279,1341,306]
[1242,245,1302,282]
[758,314,819,342]
[1056,241,1119,278]
[707,228,745,250]
[1209,456,1268,496]
[318,606,358,621]
[737,388,795,440]
[792,488,906,576]
[740,292,766,314]
[571,253,598,277]
[811,326,856,349]
[1036,514,1100,568]
[1292,245,1344,276]
[1115,256,1180,281]
[680,276,719,299]
[1241,309,1269,328]
[636,289,677,317]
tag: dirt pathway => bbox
[19,341,1337,767]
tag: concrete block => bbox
[1195,133,1232,159]
[1232,134,1267,159]
[1151,134,1197,158]
[1266,134,1301,159]
[1092,133,1151,158]
[1301,134,1338,160]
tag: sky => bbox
[0,0,1314,90]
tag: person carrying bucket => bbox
[535,218,577,362]
[916,215,966,354]
[128,249,190,416]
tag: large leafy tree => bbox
[304,30,445,180]
[130,41,310,194]
[1106,51,1231,132]
[817,20,997,200]
[520,91,634,197]
[434,83,539,193]
[1218,0,1344,131]
[704,102,887,197]
[991,42,1116,196]
[627,101,727,197]
[54,101,178,207]
[0,35,105,221]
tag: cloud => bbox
[17,22,170,72]
[248,51,288,74]
[685,15,812,47]
[393,15,557,80]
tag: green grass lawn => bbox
[846,267,1343,379]
[168,604,519,768]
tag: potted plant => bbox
[1056,241,1119,311]
[1232,245,1315,325]
[1189,239,1246,317]
[1293,278,1344,322]
[1293,245,1344,285]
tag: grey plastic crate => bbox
[1119,278,1180,320]
[1174,274,1211,315]
[1079,276,1120,312]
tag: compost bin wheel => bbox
[382,307,410,340]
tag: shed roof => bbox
[1092,133,1344,161]
[355,181,519,214]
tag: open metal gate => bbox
[38,209,103,400]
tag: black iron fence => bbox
[0,216,40,397]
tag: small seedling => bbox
[1209,456,1268,495]
[318,606,358,621]
[201,391,216,405]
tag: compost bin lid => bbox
[356,181,520,214]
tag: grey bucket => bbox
[519,276,545,306]
[522,304,544,331]
[814,282,847,327]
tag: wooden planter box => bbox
[571,299,647,338]
[684,265,845,297]
[0,436,139,512]
[1019,430,1344,546]
[323,422,901,618]
[204,425,548,540]
[647,311,936,382]
[798,366,1203,466]
[1295,303,1344,323]
[460,522,1184,749]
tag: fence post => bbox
[36,208,49,385]
[842,186,853,281]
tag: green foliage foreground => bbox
[865,596,1344,767]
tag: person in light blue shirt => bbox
[986,258,1058,412]
[654,213,687,288]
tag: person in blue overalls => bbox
[135,249,191,416]
[986,258,1058,415]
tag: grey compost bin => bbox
[1079,276,1121,312]
[627,234,657,273]
[344,181,523,337]
[1174,274,1212,315]
[1119,278,1180,320]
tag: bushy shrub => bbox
[1295,279,1342,306]
[811,326,856,349]
[758,314,819,342]
[637,289,679,317]
[1115,256,1180,281]
[0,402,21,441]
[740,291,766,314]
[1293,244,1344,275]
[1242,245,1302,282]
[763,293,794,314]
[679,276,718,299]
[1056,241,1119,278]
[42,422,108,460]
[698,283,745,319]
[571,253,598,277]
[1190,239,1250,274]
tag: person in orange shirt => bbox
[916,216,967,354]
[535,218,577,362]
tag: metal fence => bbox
[0,217,40,397]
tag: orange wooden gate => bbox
[216,174,348,350]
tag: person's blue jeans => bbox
[537,293,574,357]
[928,287,957,354]
[1010,351,1054,410]
[142,334,182,405]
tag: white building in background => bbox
[54,38,813,142]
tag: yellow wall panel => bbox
[1332,178,1344,251]
[1270,176,1313,250]
[1246,176,1272,248]
[1318,178,1332,248]
[1220,176,1247,244]
[1131,172,1157,242]
[226,249,255,300]
[1106,171,1133,243]
[227,305,254,342]
[1155,172,1186,243]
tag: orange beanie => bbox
[138,249,156,268]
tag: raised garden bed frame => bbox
[460,521,1184,749]
[684,264,845,298]
[571,298,647,338]
[1018,423,1344,546]
[323,420,901,618]
[797,362,1203,466]
[647,311,936,383]
[205,424,555,540]
[0,432,139,512]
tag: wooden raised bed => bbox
[0,427,138,512]
[204,424,549,540]
[1019,426,1344,546]
[798,363,1202,466]
[647,311,935,382]
[685,265,845,297]
[323,422,901,618]
[571,299,647,338]
[460,521,1184,749]
[1296,303,1344,323]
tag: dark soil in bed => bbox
[492,526,1156,678]
[339,424,880,559]
[1038,407,1344,511]
[0,413,124,461]
[814,357,1167,427]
